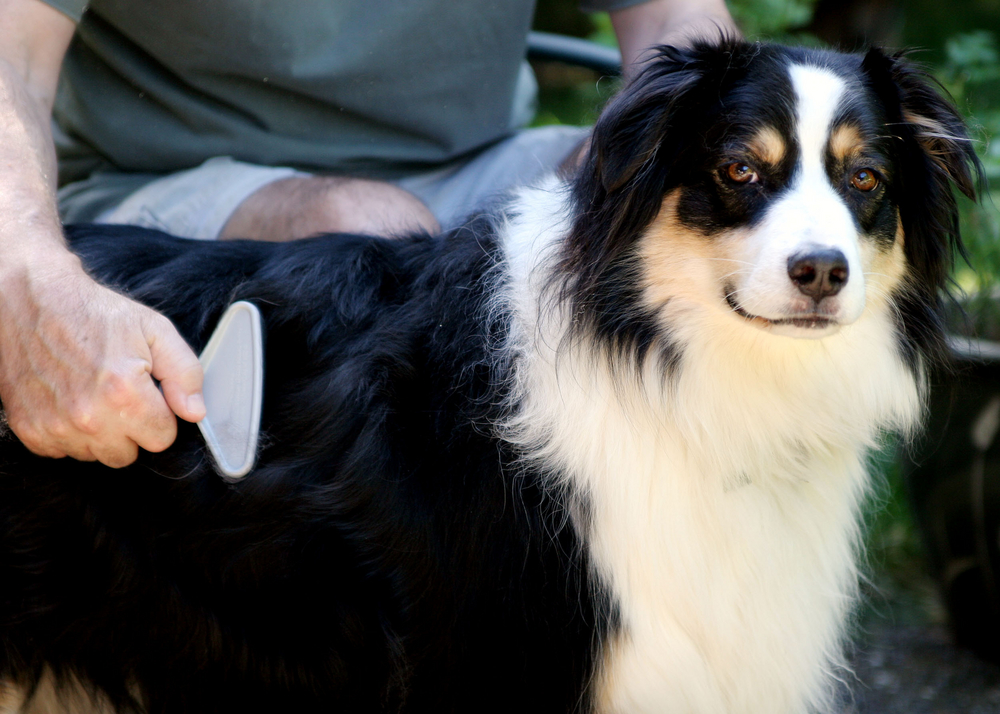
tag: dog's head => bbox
[564,41,981,365]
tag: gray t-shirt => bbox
[44,0,635,185]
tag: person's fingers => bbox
[85,432,140,469]
[145,311,205,424]
[8,415,71,460]
[118,356,179,456]
[11,386,140,467]
[54,357,173,465]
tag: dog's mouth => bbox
[725,292,836,330]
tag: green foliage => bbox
[728,0,816,39]
[939,31,1000,180]
[862,446,944,626]
[529,75,616,128]
[937,31,1000,299]
[945,30,1000,83]
[590,0,821,43]
[586,12,617,48]
[955,191,1000,307]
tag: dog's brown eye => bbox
[851,168,879,192]
[725,163,758,184]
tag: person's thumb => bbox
[145,311,205,423]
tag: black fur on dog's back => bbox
[0,221,610,713]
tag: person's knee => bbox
[221,175,440,241]
[316,177,440,235]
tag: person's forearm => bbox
[0,57,77,274]
[611,0,739,79]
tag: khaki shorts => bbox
[56,125,588,239]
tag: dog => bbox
[0,40,981,714]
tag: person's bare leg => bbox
[220,176,440,241]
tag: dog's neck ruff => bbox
[497,181,923,714]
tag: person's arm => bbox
[610,0,739,78]
[0,0,205,468]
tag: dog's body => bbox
[0,42,980,713]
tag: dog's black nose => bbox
[787,249,849,300]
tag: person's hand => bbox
[0,256,205,467]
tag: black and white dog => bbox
[0,41,981,714]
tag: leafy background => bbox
[531,0,1000,648]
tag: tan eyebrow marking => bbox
[746,127,786,165]
[828,124,865,162]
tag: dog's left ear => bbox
[862,48,984,293]
[862,48,981,200]
[861,49,985,366]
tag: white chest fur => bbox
[554,359,874,714]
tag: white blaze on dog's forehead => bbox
[726,62,867,331]
[787,64,847,168]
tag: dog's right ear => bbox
[589,45,708,194]
[560,43,725,351]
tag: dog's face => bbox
[674,61,900,339]
[567,42,979,358]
